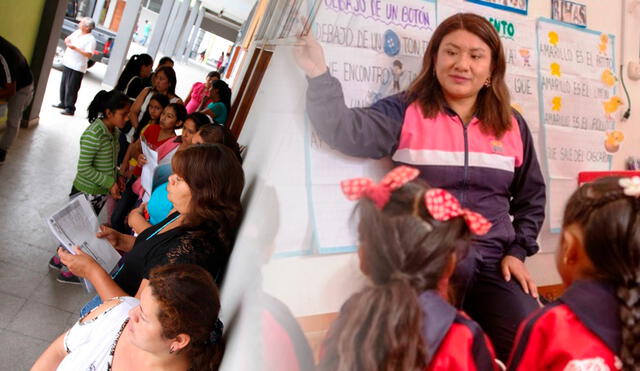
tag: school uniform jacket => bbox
[507,280,622,370]
[419,290,498,370]
[306,72,546,262]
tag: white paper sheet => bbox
[140,138,159,199]
[47,195,122,292]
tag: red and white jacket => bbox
[507,280,622,370]
[418,291,499,370]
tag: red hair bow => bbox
[341,166,420,209]
[424,189,492,235]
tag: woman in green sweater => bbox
[49,89,131,284]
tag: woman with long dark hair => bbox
[200,79,231,126]
[295,13,546,360]
[128,65,182,130]
[114,53,153,99]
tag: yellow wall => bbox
[0,0,47,62]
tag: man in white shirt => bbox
[53,17,96,116]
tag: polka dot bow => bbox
[424,189,492,235]
[341,166,420,209]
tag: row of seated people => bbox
[36,74,244,369]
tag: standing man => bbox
[0,36,34,164]
[141,20,152,46]
[53,17,96,116]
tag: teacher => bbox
[295,12,545,360]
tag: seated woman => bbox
[32,264,225,371]
[58,144,245,303]
[184,71,220,114]
[129,121,243,235]
[200,80,231,126]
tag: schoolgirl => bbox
[508,176,640,370]
[318,166,498,371]
[49,90,131,284]
[119,93,169,177]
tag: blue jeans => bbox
[80,295,103,317]
[79,261,125,317]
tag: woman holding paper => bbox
[294,12,545,360]
[49,89,130,285]
[58,144,244,309]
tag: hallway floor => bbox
[0,56,214,369]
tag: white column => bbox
[177,1,201,60]
[159,0,182,54]
[103,0,143,87]
[103,0,118,29]
[183,5,204,61]
[92,0,106,25]
[162,0,190,56]
[147,0,174,60]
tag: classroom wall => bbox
[239,0,640,317]
[0,0,47,62]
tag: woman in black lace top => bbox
[59,143,244,300]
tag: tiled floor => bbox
[0,50,212,369]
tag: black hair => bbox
[563,176,640,369]
[135,93,170,139]
[319,179,472,371]
[393,60,403,68]
[87,90,131,123]
[148,93,170,113]
[207,71,221,80]
[158,56,174,67]
[211,80,231,125]
[115,54,153,92]
[187,112,214,130]
[154,66,177,95]
[166,103,187,126]
[197,124,242,162]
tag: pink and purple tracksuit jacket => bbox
[306,71,546,263]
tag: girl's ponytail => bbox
[319,180,472,371]
[617,282,640,369]
[319,279,426,371]
[87,90,109,122]
[617,199,640,370]
[87,90,131,123]
[188,338,225,371]
[563,177,640,369]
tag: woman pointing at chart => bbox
[294,12,546,360]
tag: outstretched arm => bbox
[295,34,407,159]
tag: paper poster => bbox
[537,18,616,230]
[438,0,540,134]
[548,177,575,232]
[307,0,436,253]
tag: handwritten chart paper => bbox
[537,19,616,230]
[307,0,436,253]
